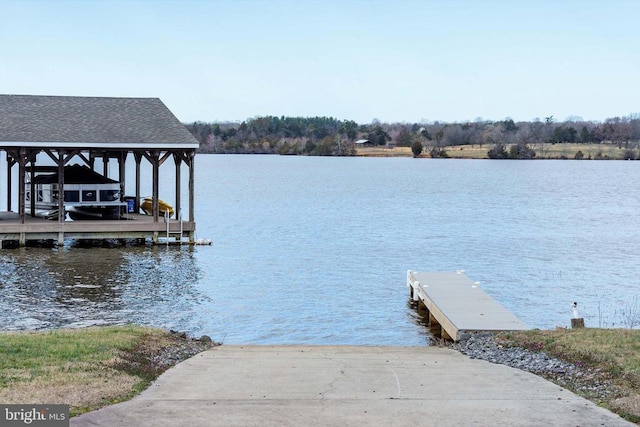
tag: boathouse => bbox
[0,94,200,246]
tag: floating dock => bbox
[407,270,529,341]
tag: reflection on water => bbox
[0,245,209,333]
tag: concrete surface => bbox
[72,346,634,427]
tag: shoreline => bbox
[2,326,638,423]
[356,143,638,160]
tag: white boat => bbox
[25,165,125,220]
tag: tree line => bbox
[186,114,640,159]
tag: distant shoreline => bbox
[356,143,638,160]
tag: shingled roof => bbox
[0,95,199,149]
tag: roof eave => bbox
[0,141,199,150]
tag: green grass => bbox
[0,325,147,378]
[0,325,198,417]
[499,328,640,423]
[442,145,489,158]
[356,146,414,157]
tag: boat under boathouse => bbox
[0,95,200,247]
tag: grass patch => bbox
[532,143,629,159]
[356,146,413,157]
[499,328,640,423]
[443,145,490,159]
[0,325,212,417]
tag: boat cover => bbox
[32,164,119,184]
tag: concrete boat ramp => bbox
[72,346,633,427]
[407,270,529,340]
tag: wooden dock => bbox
[407,270,529,341]
[0,211,195,246]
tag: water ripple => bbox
[1,156,639,343]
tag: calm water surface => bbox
[1,155,639,345]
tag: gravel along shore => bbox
[151,331,218,370]
[447,332,616,403]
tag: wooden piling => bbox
[571,318,585,329]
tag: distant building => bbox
[355,139,373,147]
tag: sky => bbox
[1,0,639,124]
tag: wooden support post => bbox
[571,318,585,329]
[135,152,142,213]
[29,161,36,216]
[118,152,126,217]
[151,151,160,222]
[57,150,65,224]
[417,300,429,317]
[17,148,26,225]
[429,312,439,327]
[571,302,584,329]
[188,151,195,242]
[441,328,453,341]
[429,323,442,339]
[188,151,194,220]
[174,153,181,219]
[6,152,15,211]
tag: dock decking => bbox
[0,212,195,245]
[407,270,529,341]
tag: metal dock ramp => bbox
[407,270,529,341]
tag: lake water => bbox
[1,155,639,345]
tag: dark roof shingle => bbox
[0,95,198,146]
